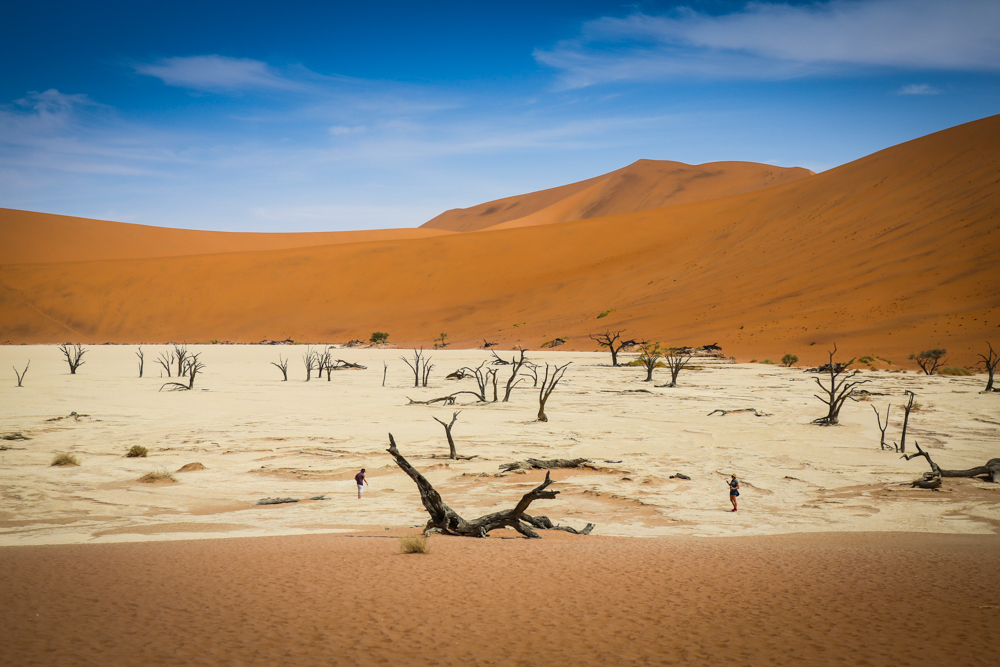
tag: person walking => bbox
[728,474,740,512]
[355,468,369,499]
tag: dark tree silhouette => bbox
[433,411,462,459]
[657,347,693,387]
[978,342,998,392]
[13,360,29,387]
[271,354,289,381]
[58,344,87,375]
[590,330,643,366]
[160,354,205,391]
[155,350,175,377]
[537,362,571,422]
[811,345,869,425]
[637,343,663,382]
[909,348,946,375]
[502,348,529,401]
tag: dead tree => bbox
[590,330,643,366]
[407,392,484,405]
[637,343,663,382]
[657,347,692,387]
[524,361,541,387]
[482,339,497,349]
[160,354,205,391]
[401,348,428,388]
[271,355,289,381]
[537,362,571,422]
[136,347,144,378]
[303,347,317,381]
[173,344,188,377]
[707,408,770,417]
[382,362,388,387]
[387,433,594,537]
[499,458,593,472]
[978,342,998,392]
[13,360,29,387]
[317,349,331,380]
[432,411,462,459]
[491,371,498,402]
[155,350,175,377]
[490,350,511,365]
[810,345,870,425]
[58,344,87,375]
[903,441,1000,488]
[503,349,529,401]
[459,361,495,402]
[872,404,892,450]
[896,391,915,454]
[422,360,434,387]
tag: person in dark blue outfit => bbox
[729,474,740,512]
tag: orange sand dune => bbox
[1,532,997,667]
[422,159,813,232]
[1,115,998,366]
[0,208,450,265]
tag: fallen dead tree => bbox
[387,434,594,538]
[903,441,1000,489]
[407,391,485,406]
[499,458,595,472]
[707,408,770,417]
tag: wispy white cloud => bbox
[328,124,367,136]
[135,55,332,93]
[536,0,1000,88]
[897,83,941,95]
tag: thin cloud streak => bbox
[536,0,1000,87]
[897,83,941,95]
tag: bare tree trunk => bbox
[58,344,87,375]
[589,330,643,367]
[872,404,892,450]
[810,344,869,425]
[386,434,594,537]
[155,350,174,377]
[978,342,998,392]
[383,361,388,387]
[433,411,461,459]
[537,362,571,422]
[422,360,434,387]
[898,391,914,453]
[270,355,289,381]
[173,344,188,378]
[136,347,144,378]
[502,349,528,401]
[13,360,29,387]
[401,349,425,388]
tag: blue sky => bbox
[2,0,998,232]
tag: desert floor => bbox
[2,345,999,665]
[1,345,998,544]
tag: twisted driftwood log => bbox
[387,434,594,538]
[499,458,594,472]
[903,441,1000,489]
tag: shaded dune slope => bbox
[422,160,814,232]
[0,209,450,265]
[1,116,998,365]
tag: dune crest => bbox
[421,159,814,232]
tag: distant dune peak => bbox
[420,158,813,233]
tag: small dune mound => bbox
[177,462,207,472]
[139,470,177,483]
[51,453,79,467]
[126,445,148,458]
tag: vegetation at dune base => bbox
[51,453,79,466]
[139,469,176,483]
[760,359,774,364]
[399,535,429,554]
[909,348,947,375]
[781,354,798,367]
[625,358,666,368]
[937,366,972,376]
[126,445,148,458]
[370,332,389,344]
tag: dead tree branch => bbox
[590,330,644,367]
[432,411,462,459]
[401,348,427,388]
[407,391,485,406]
[978,341,998,392]
[499,458,594,472]
[537,362,571,422]
[58,344,87,375]
[707,408,770,417]
[897,391,915,454]
[811,344,870,425]
[136,346,144,378]
[172,344,188,378]
[160,353,205,391]
[903,441,1000,488]
[637,342,663,382]
[271,355,289,381]
[387,433,594,537]
[502,349,529,401]
[13,360,29,387]
[872,404,892,450]
[155,350,175,377]
[303,347,317,381]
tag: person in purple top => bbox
[355,468,368,499]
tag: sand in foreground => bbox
[2,531,997,666]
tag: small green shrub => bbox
[760,359,774,365]
[624,359,665,368]
[126,445,148,458]
[781,354,798,367]
[399,535,429,554]
[512,322,526,328]
[51,453,79,466]
[938,366,972,376]
[597,309,614,319]
[370,332,389,344]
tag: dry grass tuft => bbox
[938,366,972,376]
[139,468,177,483]
[51,452,79,467]
[126,445,148,458]
[399,534,430,554]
